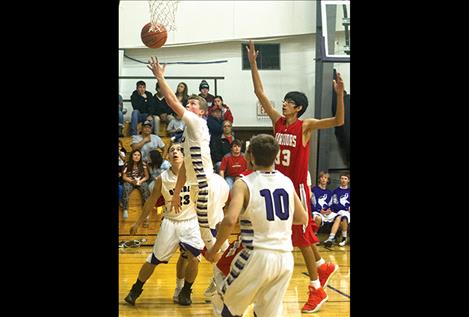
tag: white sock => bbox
[328,233,335,240]
[309,279,321,289]
[316,257,325,268]
[342,231,347,238]
[176,278,184,289]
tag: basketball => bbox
[141,22,168,49]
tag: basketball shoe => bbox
[178,287,192,306]
[338,237,348,247]
[318,262,339,288]
[124,284,143,306]
[173,286,182,303]
[204,278,217,302]
[302,285,328,313]
[122,209,128,219]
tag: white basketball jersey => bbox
[181,110,214,185]
[239,171,295,252]
[160,168,196,221]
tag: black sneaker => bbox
[178,287,192,306]
[323,239,335,248]
[124,287,143,305]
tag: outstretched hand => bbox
[246,40,259,65]
[147,56,166,80]
[333,72,344,95]
[171,196,182,214]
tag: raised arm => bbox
[130,175,162,235]
[147,57,186,118]
[246,40,282,125]
[303,73,345,132]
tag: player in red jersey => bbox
[247,40,345,313]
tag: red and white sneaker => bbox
[302,285,328,313]
[318,262,339,288]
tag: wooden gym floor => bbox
[118,191,350,316]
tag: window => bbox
[242,43,280,70]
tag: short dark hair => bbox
[231,139,242,147]
[284,91,308,117]
[136,80,146,88]
[249,134,279,167]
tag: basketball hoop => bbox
[148,0,179,32]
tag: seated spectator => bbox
[147,149,170,193]
[131,120,167,164]
[207,103,224,139]
[212,95,234,124]
[175,82,189,107]
[130,81,154,136]
[118,139,127,175]
[198,80,215,107]
[324,173,351,247]
[166,112,185,143]
[119,94,127,137]
[121,149,150,220]
[311,171,336,238]
[219,139,247,189]
[151,82,176,135]
[210,120,234,173]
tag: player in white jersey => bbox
[206,134,308,317]
[124,143,204,306]
[147,57,229,250]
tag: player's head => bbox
[249,134,279,168]
[168,142,184,164]
[282,91,308,118]
[318,171,330,186]
[186,94,208,117]
[339,173,350,187]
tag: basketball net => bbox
[148,0,179,32]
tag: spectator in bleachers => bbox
[198,80,215,107]
[131,120,167,164]
[219,139,247,189]
[324,173,351,247]
[210,120,234,173]
[151,82,176,135]
[119,94,127,137]
[130,81,155,136]
[175,82,189,107]
[119,139,127,175]
[311,171,336,238]
[167,113,185,143]
[121,149,150,220]
[213,95,234,124]
[207,103,224,139]
[147,149,170,193]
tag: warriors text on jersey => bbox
[274,117,309,189]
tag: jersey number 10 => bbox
[260,188,289,221]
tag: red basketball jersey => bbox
[216,235,243,276]
[274,117,309,189]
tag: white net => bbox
[148,0,179,32]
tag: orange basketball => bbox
[141,23,168,49]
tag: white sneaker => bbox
[173,287,182,303]
[204,278,217,303]
[122,209,128,219]
[339,238,348,247]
